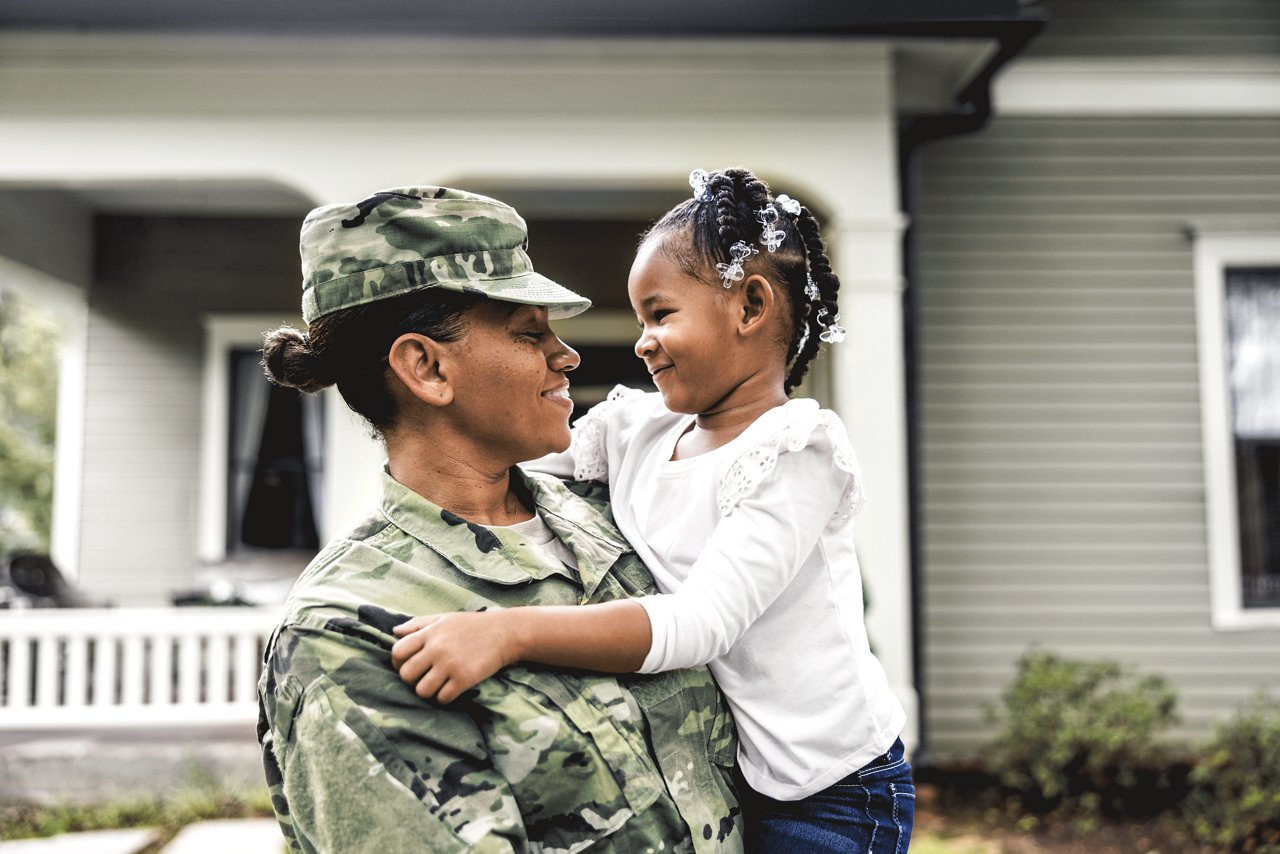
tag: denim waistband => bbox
[837,737,910,784]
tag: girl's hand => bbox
[390,612,517,704]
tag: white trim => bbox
[48,292,88,580]
[552,310,638,345]
[0,258,88,579]
[1190,227,1280,630]
[320,393,384,545]
[828,214,918,750]
[198,314,303,563]
[0,32,891,120]
[996,58,1280,116]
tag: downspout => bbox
[896,13,1045,767]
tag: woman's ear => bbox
[387,332,454,407]
[739,274,778,338]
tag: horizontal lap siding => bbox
[78,308,201,604]
[77,216,298,604]
[1023,0,1280,59]
[914,117,1280,760]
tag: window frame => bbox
[198,315,290,563]
[1192,227,1280,629]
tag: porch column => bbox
[828,213,918,752]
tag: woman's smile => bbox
[542,383,573,409]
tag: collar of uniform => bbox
[520,469,631,600]
[377,467,628,597]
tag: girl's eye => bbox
[653,309,673,322]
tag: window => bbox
[1224,268,1280,608]
[1193,230,1280,628]
[226,347,323,553]
[199,315,328,568]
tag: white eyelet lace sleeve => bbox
[717,409,866,526]
[570,385,647,482]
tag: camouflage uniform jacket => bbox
[258,467,742,853]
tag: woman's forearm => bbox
[505,600,652,673]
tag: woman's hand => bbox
[391,612,518,704]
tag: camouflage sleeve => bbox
[261,627,527,854]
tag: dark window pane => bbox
[1237,441,1280,608]
[1225,268,1280,608]
[227,348,322,554]
[240,383,319,550]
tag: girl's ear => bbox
[739,274,778,338]
[387,332,455,407]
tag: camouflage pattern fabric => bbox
[299,187,591,323]
[258,468,742,853]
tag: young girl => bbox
[392,167,912,853]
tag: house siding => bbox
[78,215,299,604]
[914,117,1280,758]
[1024,0,1280,59]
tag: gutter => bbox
[895,10,1047,768]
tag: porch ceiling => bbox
[1,0,1037,38]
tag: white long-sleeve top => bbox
[528,386,906,800]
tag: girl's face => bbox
[445,302,580,462]
[629,239,745,415]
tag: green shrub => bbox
[1183,694,1280,853]
[984,650,1179,819]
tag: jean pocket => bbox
[852,737,911,783]
[889,782,915,854]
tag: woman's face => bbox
[445,301,580,464]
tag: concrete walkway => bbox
[0,726,263,805]
[0,820,284,854]
[0,726,281,853]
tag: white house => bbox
[5,0,1276,762]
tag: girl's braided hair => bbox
[643,167,841,393]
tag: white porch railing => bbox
[0,607,279,729]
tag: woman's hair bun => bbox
[261,326,334,393]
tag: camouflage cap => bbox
[299,186,591,324]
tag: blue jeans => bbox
[737,738,915,853]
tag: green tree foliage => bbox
[0,286,59,555]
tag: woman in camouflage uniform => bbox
[257,187,741,853]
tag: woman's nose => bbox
[551,337,580,373]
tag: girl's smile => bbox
[628,240,744,416]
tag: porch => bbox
[0,607,276,807]
[0,608,276,730]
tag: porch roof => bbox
[0,1,1043,39]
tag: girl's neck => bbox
[675,372,789,460]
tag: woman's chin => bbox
[532,428,573,459]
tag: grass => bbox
[4,796,996,854]
[0,773,1214,854]
[0,772,274,847]
[911,830,1004,853]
